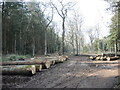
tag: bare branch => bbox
[51,2,63,18]
[46,7,54,27]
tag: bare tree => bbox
[27,2,36,56]
[67,11,83,55]
[87,28,96,52]
[51,0,75,54]
[87,29,96,45]
[95,25,100,52]
[37,2,54,55]
[73,12,82,55]
[66,20,75,54]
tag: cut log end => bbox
[45,62,51,69]
[31,65,36,74]
[96,57,101,60]
[107,57,110,61]
[35,64,42,72]
[89,56,95,60]
[52,60,55,65]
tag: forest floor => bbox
[2,55,120,88]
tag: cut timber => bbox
[45,59,56,65]
[100,56,107,61]
[96,57,101,61]
[55,56,65,63]
[103,53,117,57]
[61,55,68,61]
[35,64,42,72]
[1,60,46,66]
[51,60,55,65]
[38,56,68,61]
[45,61,52,69]
[41,60,52,69]
[107,56,120,61]
[89,56,96,60]
[2,65,36,75]
[96,54,102,57]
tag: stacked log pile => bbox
[1,55,68,75]
[89,53,120,61]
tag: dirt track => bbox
[2,56,119,88]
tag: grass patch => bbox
[2,54,32,62]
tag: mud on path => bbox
[2,56,120,88]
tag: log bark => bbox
[37,56,67,64]
[107,56,120,61]
[102,53,120,57]
[36,55,68,60]
[55,57,65,63]
[1,60,46,66]
[2,65,36,75]
[1,56,68,70]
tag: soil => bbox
[2,55,120,88]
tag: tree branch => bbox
[46,7,54,27]
[51,2,63,18]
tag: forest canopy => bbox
[1,0,120,57]
[2,2,61,56]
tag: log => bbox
[29,57,65,66]
[1,56,68,70]
[55,59,64,63]
[38,56,68,61]
[102,53,120,57]
[51,60,55,65]
[96,54,102,57]
[103,53,116,57]
[35,64,42,72]
[96,57,101,60]
[1,60,46,66]
[107,56,120,61]
[46,59,55,65]
[61,55,68,61]
[2,65,36,75]
[41,60,53,69]
[89,56,96,60]
[100,56,107,61]
[45,60,52,69]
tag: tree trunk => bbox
[71,33,75,54]
[79,39,81,54]
[62,18,65,54]
[32,43,35,57]
[44,29,47,55]
[72,45,75,55]
[32,24,35,57]
[14,33,17,54]
[114,40,117,56]
[19,27,22,54]
[75,33,79,55]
